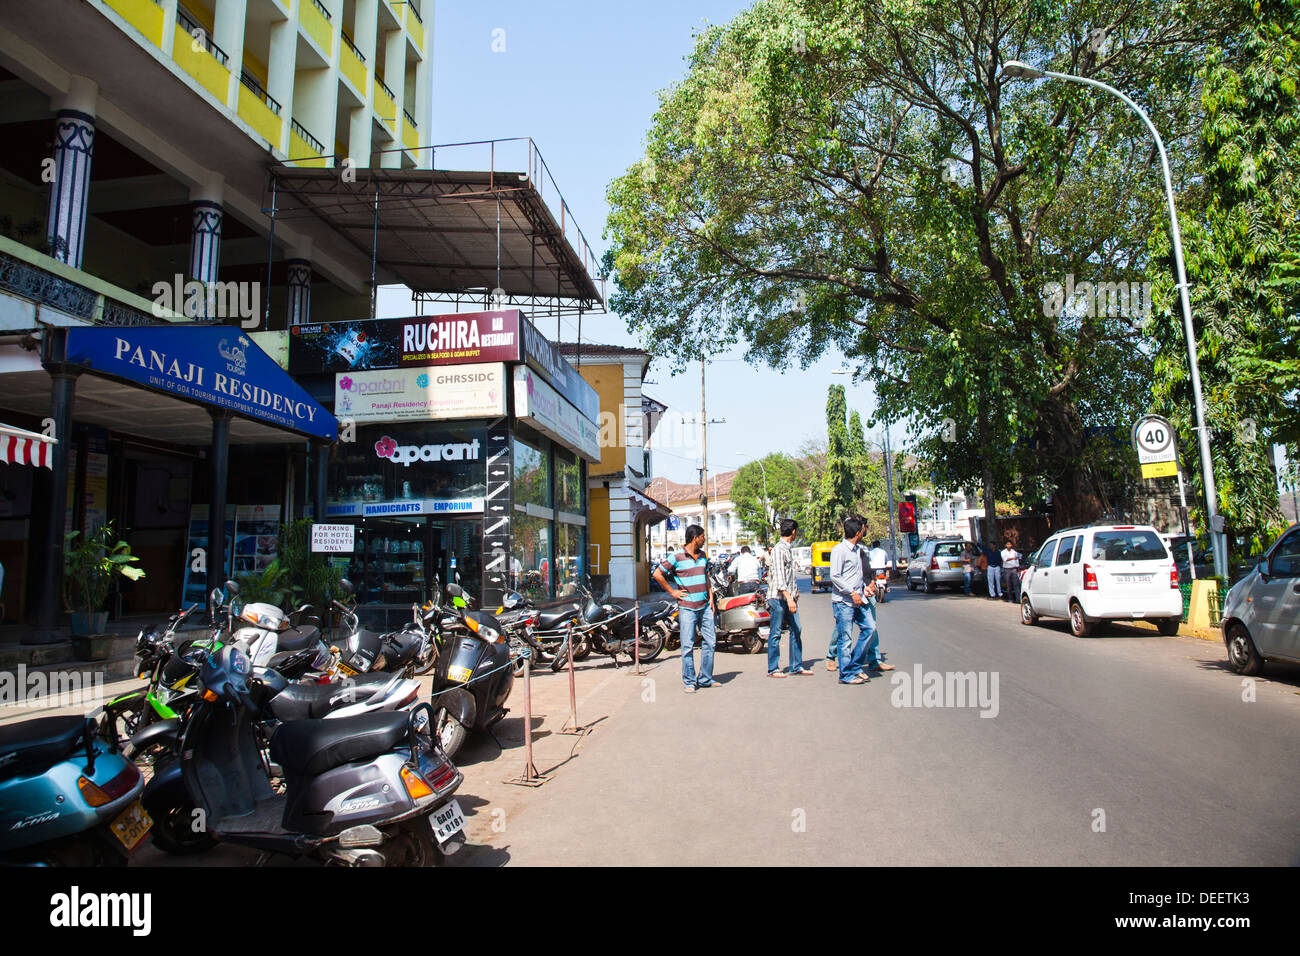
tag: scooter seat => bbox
[637,600,673,620]
[718,593,759,612]
[0,715,89,781]
[276,625,320,652]
[267,673,392,720]
[270,711,409,776]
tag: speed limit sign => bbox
[1132,414,1178,477]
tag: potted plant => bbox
[64,523,146,642]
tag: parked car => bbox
[905,539,986,594]
[1162,534,1214,583]
[1220,523,1300,674]
[1020,524,1183,637]
[794,546,812,575]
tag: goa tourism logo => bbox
[217,336,250,377]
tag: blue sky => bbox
[378,1,885,484]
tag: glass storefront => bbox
[510,512,551,602]
[509,424,587,602]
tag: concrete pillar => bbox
[45,77,98,268]
[189,181,223,319]
[286,257,312,325]
[29,365,78,638]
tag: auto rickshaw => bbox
[810,540,837,592]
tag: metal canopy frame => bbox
[265,138,606,321]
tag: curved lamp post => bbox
[999,61,1227,578]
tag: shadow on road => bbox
[1194,656,1300,689]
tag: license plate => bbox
[108,800,152,852]
[447,664,473,683]
[1116,574,1152,583]
[430,799,466,844]
[337,662,358,677]
[948,562,961,569]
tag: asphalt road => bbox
[491,578,1300,866]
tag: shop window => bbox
[556,448,581,515]
[511,512,551,601]
[513,436,549,509]
[330,423,487,507]
[555,520,585,598]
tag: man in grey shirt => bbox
[827,516,878,684]
[766,518,810,677]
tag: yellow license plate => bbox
[337,662,358,677]
[447,665,473,683]
[109,800,152,852]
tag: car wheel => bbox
[1020,596,1039,626]
[906,575,916,591]
[1069,601,1094,637]
[1224,623,1264,675]
[922,574,934,594]
[1156,617,1181,637]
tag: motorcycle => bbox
[324,579,429,679]
[417,583,516,759]
[548,583,672,671]
[137,644,463,865]
[874,566,890,603]
[0,713,150,865]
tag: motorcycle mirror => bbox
[225,580,241,596]
[446,582,465,599]
[339,578,355,595]
[502,591,521,609]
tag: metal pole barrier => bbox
[505,649,544,787]
[559,622,584,734]
[634,601,641,676]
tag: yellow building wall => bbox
[173,25,231,104]
[104,0,165,47]
[579,364,627,478]
[588,485,610,575]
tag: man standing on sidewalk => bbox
[766,518,809,678]
[653,524,718,693]
[829,516,876,685]
[984,542,1003,600]
[1001,540,1022,603]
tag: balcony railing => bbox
[291,118,325,154]
[407,3,423,23]
[376,76,395,100]
[240,71,281,115]
[176,8,229,66]
[402,108,417,128]
[311,0,332,20]
[341,30,366,63]
[0,245,172,327]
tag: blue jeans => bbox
[766,598,803,674]
[963,570,972,594]
[832,601,877,681]
[678,603,717,688]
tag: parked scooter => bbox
[0,714,150,865]
[709,568,770,653]
[139,644,465,865]
[549,583,671,671]
[325,579,429,678]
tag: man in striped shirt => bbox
[654,524,718,693]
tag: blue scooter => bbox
[0,714,149,865]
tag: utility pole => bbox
[882,424,899,565]
[699,358,709,542]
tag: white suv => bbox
[1020,524,1183,637]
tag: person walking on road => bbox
[1001,540,1021,603]
[983,542,1003,600]
[654,524,718,693]
[765,519,809,678]
[728,546,762,593]
[828,516,879,685]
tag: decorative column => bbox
[208,410,231,594]
[286,258,312,326]
[189,200,223,319]
[45,78,99,267]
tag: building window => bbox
[555,447,581,515]
[513,436,549,509]
[511,513,550,602]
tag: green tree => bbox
[731,452,818,543]
[606,0,1235,530]
[1146,0,1299,544]
[806,384,857,539]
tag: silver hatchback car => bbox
[906,539,984,593]
[1221,523,1300,674]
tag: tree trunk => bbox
[978,391,998,545]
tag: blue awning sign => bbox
[63,325,336,441]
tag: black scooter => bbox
[423,583,515,759]
[327,579,428,678]
[138,645,465,865]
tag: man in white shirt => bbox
[867,540,890,574]
[1000,540,1021,603]
[728,546,762,586]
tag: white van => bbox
[794,546,812,574]
[1020,525,1183,637]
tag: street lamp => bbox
[999,61,1228,579]
[736,452,772,541]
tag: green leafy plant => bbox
[63,523,146,616]
[277,519,343,611]
[235,558,289,607]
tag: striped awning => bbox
[0,424,56,468]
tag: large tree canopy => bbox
[606,0,1234,527]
